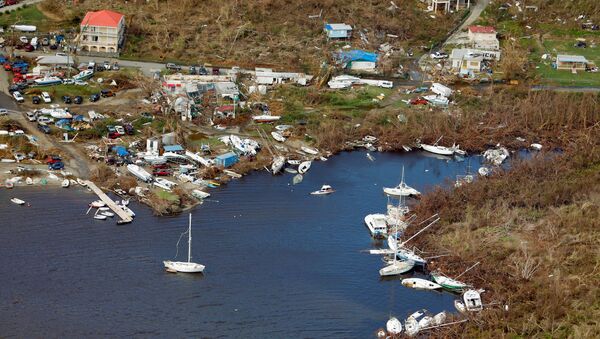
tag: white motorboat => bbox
[310,184,334,195]
[121,205,135,218]
[252,115,280,123]
[271,156,285,175]
[383,167,420,197]
[191,189,210,200]
[462,289,483,311]
[11,198,25,205]
[386,317,402,335]
[401,278,442,290]
[271,131,286,142]
[284,168,298,174]
[154,178,177,191]
[298,161,311,174]
[301,146,319,155]
[418,315,434,329]
[93,214,107,220]
[34,76,63,86]
[223,170,242,179]
[127,164,153,182]
[287,159,301,166]
[73,69,94,81]
[163,214,205,273]
[364,214,388,239]
[99,207,110,211]
[25,177,33,185]
[101,211,115,217]
[89,200,105,208]
[421,143,455,156]
[61,179,70,188]
[433,311,447,326]
[404,310,425,337]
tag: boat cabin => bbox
[463,289,483,311]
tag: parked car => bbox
[32,96,41,104]
[49,161,65,170]
[26,111,38,121]
[62,79,75,85]
[152,169,172,176]
[41,92,51,103]
[0,108,8,116]
[100,89,115,97]
[430,51,449,59]
[124,123,134,135]
[62,95,72,104]
[198,66,209,75]
[89,93,100,102]
[189,66,197,75]
[45,156,62,164]
[8,83,26,92]
[165,63,182,71]
[103,61,111,70]
[37,123,51,134]
[49,44,58,50]
[74,80,87,86]
[12,91,24,103]
[73,96,83,104]
[38,116,54,125]
[112,62,120,71]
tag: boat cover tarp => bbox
[336,50,378,63]
[113,145,129,157]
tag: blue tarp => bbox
[72,115,84,122]
[55,119,70,126]
[336,50,378,63]
[112,146,129,157]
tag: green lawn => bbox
[26,84,102,98]
[536,63,600,87]
[0,5,55,31]
[534,38,600,86]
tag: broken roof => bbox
[557,55,588,63]
[325,23,353,31]
[468,26,496,34]
[81,10,124,28]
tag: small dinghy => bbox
[310,184,334,195]
[101,211,115,218]
[99,207,110,211]
[298,161,312,174]
[386,316,402,335]
[284,168,298,174]
[292,174,303,185]
[271,131,286,142]
[11,198,25,205]
[26,177,33,185]
[89,200,106,208]
[401,278,442,290]
[93,214,107,220]
[287,159,301,166]
[61,179,70,188]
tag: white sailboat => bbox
[383,167,421,197]
[380,206,415,276]
[163,213,205,273]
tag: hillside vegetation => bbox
[43,0,461,70]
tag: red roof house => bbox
[81,10,124,28]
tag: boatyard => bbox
[1,0,600,338]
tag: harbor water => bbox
[0,151,484,337]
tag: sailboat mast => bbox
[188,213,192,263]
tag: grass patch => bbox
[26,84,102,98]
[0,5,61,31]
[533,38,600,86]
[155,189,180,202]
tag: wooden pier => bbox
[84,180,133,224]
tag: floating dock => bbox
[84,180,133,224]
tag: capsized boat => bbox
[386,317,402,335]
[271,156,285,175]
[271,131,286,142]
[310,184,334,195]
[292,174,303,185]
[401,278,442,290]
[430,272,469,291]
[301,146,319,155]
[298,161,311,174]
[163,213,205,273]
[11,198,25,205]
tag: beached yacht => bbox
[364,213,388,239]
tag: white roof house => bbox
[324,23,353,39]
[556,54,589,70]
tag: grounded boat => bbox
[271,156,285,175]
[163,213,205,273]
[364,214,388,239]
[223,170,242,179]
[252,115,280,123]
[462,289,483,311]
[25,177,33,185]
[127,164,153,182]
[73,69,94,81]
[93,214,107,220]
[284,168,297,174]
[310,184,334,195]
[61,179,70,188]
[379,259,414,277]
[301,146,319,155]
[421,143,455,156]
[298,161,311,174]
[388,236,427,265]
[386,317,402,335]
[11,198,25,205]
[34,76,63,86]
[430,272,469,291]
[401,278,442,290]
[271,131,286,142]
[287,159,301,166]
[191,189,210,200]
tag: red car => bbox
[6,0,18,5]
[152,169,172,176]
[4,64,11,71]
[45,156,62,164]
[410,98,429,105]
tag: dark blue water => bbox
[0,151,482,338]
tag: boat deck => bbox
[84,180,133,224]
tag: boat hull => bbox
[379,260,414,276]
[421,144,454,156]
[163,260,205,273]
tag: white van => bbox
[41,92,52,103]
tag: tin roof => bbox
[325,23,353,31]
[557,54,588,63]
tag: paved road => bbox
[0,0,43,13]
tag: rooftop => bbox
[468,26,496,34]
[325,23,353,31]
[81,10,124,28]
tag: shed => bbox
[556,55,589,71]
[163,144,184,154]
[215,152,239,168]
[336,50,378,71]
[324,23,353,39]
